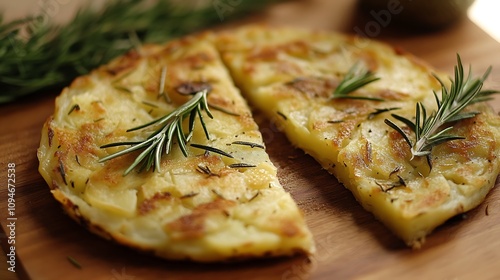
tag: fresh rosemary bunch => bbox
[99,89,213,175]
[331,62,382,101]
[0,0,276,104]
[385,54,498,162]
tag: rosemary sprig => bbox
[331,62,382,101]
[385,54,499,161]
[0,0,276,103]
[99,89,212,175]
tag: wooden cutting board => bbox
[1,1,500,279]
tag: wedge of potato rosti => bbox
[37,31,314,261]
[217,25,500,247]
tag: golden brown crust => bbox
[217,25,500,248]
[38,24,499,255]
[37,30,315,262]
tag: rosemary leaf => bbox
[67,256,82,269]
[367,107,400,120]
[231,141,265,149]
[67,104,80,115]
[190,143,234,158]
[208,103,240,116]
[228,163,257,168]
[331,62,382,101]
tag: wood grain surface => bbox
[1,1,500,279]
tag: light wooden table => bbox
[1,1,500,279]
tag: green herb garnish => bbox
[196,164,218,177]
[231,141,265,149]
[0,0,276,104]
[67,256,82,269]
[331,62,382,101]
[99,89,212,175]
[190,143,234,158]
[367,107,400,120]
[208,103,240,116]
[228,163,257,168]
[327,120,344,124]
[385,54,498,162]
[158,66,171,103]
[67,104,80,115]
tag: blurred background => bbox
[1,0,499,105]
[1,0,499,37]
